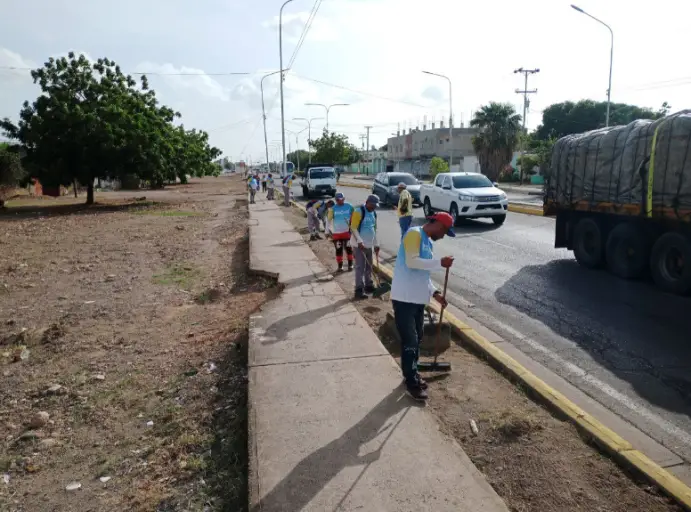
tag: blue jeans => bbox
[399,216,413,237]
[392,300,425,387]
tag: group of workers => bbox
[248,174,455,401]
[247,172,277,203]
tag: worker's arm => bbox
[327,208,335,233]
[350,208,364,244]
[402,230,441,271]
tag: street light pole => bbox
[293,117,323,164]
[261,69,283,169]
[304,103,349,131]
[571,4,613,127]
[422,71,453,170]
[279,0,295,177]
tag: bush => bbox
[429,157,449,180]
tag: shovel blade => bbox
[417,361,452,372]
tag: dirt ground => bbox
[0,175,276,511]
[281,206,681,512]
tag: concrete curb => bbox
[277,190,691,508]
[340,182,371,190]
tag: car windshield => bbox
[452,175,493,189]
[388,174,417,185]
[310,168,335,179]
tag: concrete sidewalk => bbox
[247,199,508,511]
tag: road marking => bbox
[489,316,691,448]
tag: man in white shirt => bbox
[390,212,455,401]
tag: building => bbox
[387,121,480,177]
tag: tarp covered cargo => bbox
[546,110,691,219]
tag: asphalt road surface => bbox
[291,183,691,463]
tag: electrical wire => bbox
[287,0,323,70]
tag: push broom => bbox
[418,266,452,372]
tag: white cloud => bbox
[0,47,36,84]
[134,61,231,102]
[261,11,338,44]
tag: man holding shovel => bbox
[390,213,455,401]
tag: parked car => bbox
[301,164,337,198]
[420,172,508,225]
[371,172,421,207]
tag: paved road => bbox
[290,183,691,463]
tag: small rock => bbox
[207,362,217,373]
[19,430,44,441]
[83,301,95,305]
[28,411,50,429]
[2,473,9,485]
[91,374,105,381]
[5,319,15,326]
[146,421,154,427]
[104,275,116,282]
[12,346,29,363]
[470,419,479,436]
[99,476,111,483]
[46,384,66,395]
[65,482,81,492]
[175,225,185,231]
[39,438,60,449]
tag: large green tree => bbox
[0,53,220,204]
[286,149,310,170]
[470,103,522,181]
[534,100,670,140]
[308,130,360,165]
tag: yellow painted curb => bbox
[371,258,691,510]
[508,204,543,216]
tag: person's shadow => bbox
[251,386,421,511]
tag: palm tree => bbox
[470,103,522,181]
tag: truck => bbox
[545,110,691,294]
[420,172,509,226]
[301,163,337,198]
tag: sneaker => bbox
[354,289,368,300]
[309,235,316,241]
[347,262,353,271]
[337,263,344,272]
[403,377,428,390]
[315,234,323,240]
[406,384,428,401]
[364,284,376,294]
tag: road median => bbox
[278,189,691,511]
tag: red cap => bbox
[426,213,456,236]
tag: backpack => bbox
[357,205,377,232]
[306,199,319,210]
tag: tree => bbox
[470,103,522,181]
[0,53,220,204]
[534,100,668,141]
[0,143,26,208]
[429,156,449,180]
[309,130,360,165]
[379,143,388,151]
[286,149,310,170]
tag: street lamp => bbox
[422,70,453,170]
[287,128,308,170]
[278,0,295,178]
[571,4,613,127]
[261,69,286,169]
[304,103,349,131]
[293,117,323,164]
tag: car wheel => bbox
[605,223,648,279]
[423,198,433,217]
[449,203,459,226]
[492,215,506,226]
[573,217,604,269]
[650,232,691,294]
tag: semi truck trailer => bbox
[545,111,691,295]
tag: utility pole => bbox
[359,134,367,175]
[365,126,372,175]
[514,67,540,183]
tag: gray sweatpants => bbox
[282,185,291,206]
[354,247,373,292]
[307,210,319,235]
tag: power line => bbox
[289,72,433,108]
[0,65,253,77]
[287,0,323,69]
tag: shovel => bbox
[418,266,452,372]
[363,249,391,298]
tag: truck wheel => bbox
[605,223,648,279]
[423,198,433,217]
[650,232,691,295]
[573,217,604,268]
[492,215,506,226]
[449,203,460,226]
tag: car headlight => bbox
[458,194,477,202]
[389,186,398,193]
[499,192,507,200]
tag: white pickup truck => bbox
[301,165,337,198]
[420,172,509,226]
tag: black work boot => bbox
[337,262,344,272]
[354,289,368,300]
[347,261,353,271]
[406,383,429,401]
[364,284,376,294]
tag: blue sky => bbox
[2,0,690,164]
